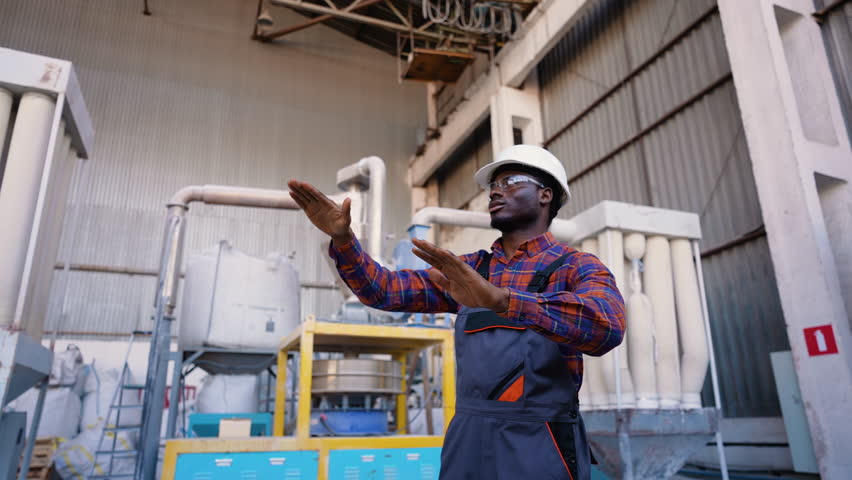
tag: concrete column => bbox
[718,0,852,476]
[489,72,545,157]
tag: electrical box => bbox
[174,450,318,480]
[328,447,441,479]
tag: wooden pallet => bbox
[22,438,60,480]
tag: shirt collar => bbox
[490,232,556,259]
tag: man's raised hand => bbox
[287,180,353,244]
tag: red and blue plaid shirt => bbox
[329,231,626,388]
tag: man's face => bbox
[488,169,547,231]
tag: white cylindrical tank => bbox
[0,92,56,327]
[671,238,710,409]
[596,229,635,407]
[20,128,76,335]
[644,236,681,408]
[624,234,658,408]
[179,242,301,350]
[579,238,609,409]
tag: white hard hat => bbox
[474,144,571,203]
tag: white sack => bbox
[50,345,84,386]
[10,387,81,439]
[196,374,258,413]
[54,420,136,480]
[80,366,142,431]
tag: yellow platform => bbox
[162,318,455,479]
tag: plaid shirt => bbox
[329,232,626,388]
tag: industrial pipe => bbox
[671,238,710,409]
[644,236,681,409]
[411,206,577,243]
[580,238,609,409]
[597,229,635,408]
[0,92,56,329]
[336,156,386,260]
[168,184,350,210]
[359,156,385,261]
[624,233,658,409]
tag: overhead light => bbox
[257,7,274,27]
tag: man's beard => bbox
[490,216,516,231]
[490,210,537,232]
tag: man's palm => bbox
[287,180,351,240]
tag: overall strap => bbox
[525,254,571,293]
[477,252,492,280]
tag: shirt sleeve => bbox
[328,236,480,314]
[498,252,626,356]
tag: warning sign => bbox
[804,325,839,356]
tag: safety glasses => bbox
[488,174,545,192]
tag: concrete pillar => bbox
[718,0,852,476]
[489,72,545,157]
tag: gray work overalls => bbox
[439,253,591,480]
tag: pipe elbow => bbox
[358,156,386,177]
[411,206,440,226]
[169,186,203,207]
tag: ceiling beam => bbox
[384,0,410,27]
[259,0,385,39]
[269,0,459,42]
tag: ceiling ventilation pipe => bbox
[138,157,384,480]
[410,206,578,242]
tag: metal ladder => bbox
[89,331,149,480]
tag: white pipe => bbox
[644,235,681,408]
[54,148,89,350]
[693,240,729,480]
[624,233,658,409]
[357,156,386,261]
[22,130,74,337]
[412,206,577,243]
[671,238,710,409]
[169,185,350,210]
[14,93,66,338]
[580,238,609,409]
[598,229,635,408]
[0,92,56,329]
[0,88,12,155]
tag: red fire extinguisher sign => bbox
[803,325,839,356]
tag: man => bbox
[288,144,625,480]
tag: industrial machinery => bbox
[162,317,454,479]
[568,201,729,480]
[0,48,93,479]
[135,157,388,479]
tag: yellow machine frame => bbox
[162,317,455,479]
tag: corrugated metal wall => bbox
[0,0,425,336]
[820,2,852,145]
[537,0,788,417]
